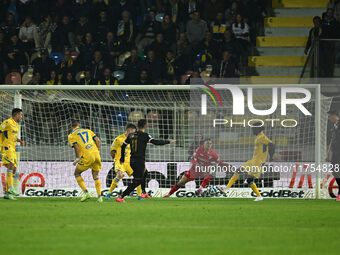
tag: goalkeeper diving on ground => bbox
[164,138,229,197]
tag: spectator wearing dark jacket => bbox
[204,0,225,25]
[32,49,56,82]
[94,10,112,44]
[322,8,340,39]
[122,48,144,84]
[138,69,153,85]
[212,50,239,78]
[75,15,92,37]
[220,29,240,60]
[305,16,322,55]
[79,70,95,85]
[137,9,161,53]
[117,10,135,52]
[142,50,164,83]
[89,50,106,81]
[97,67,119,85]
[3,34,26,71]
[161,14,177,47]
[79,32,96,68]
[54,15,75,51]
[147,33,169,60]
[101,31,123,65]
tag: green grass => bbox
[1,198,339,255]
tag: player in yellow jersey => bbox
[218,122,275,201]
[68,120,103,202]
[0,108,24,200]
[105,123,145,200]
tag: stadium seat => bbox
[75,71,85,84]
[49,52,63,65]
[128,110,145,124]
[113,70,125,81]
[117,52,131,67]
[111,111,128,126]
[30,52,41,64]
[22,72,33,84]
[5,72,22,84]
[70,52,79,60]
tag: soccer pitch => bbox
[1,198,339,255]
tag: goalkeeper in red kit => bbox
[164,138,229,197]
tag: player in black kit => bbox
[116,119,176,202]
[326,110,340,201]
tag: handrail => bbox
[299,40,315,83]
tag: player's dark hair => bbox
[203,138,212,143]
[251,122,265,134]
[12,108,22,117]
[126,123,137,130]
[137,119,147,129]
[71,120,80,128]
[313,16,321,22]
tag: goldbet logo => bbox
[200,85,312,127]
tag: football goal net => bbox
[0,84,334,199]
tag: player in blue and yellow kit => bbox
[0,108,24,200]
[105,123,145,200]
[219,122,275,201]
[68,120,103,202]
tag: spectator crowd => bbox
[0,0,267,85]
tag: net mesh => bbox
[0,86,334,198]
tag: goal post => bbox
[0,84,333,199]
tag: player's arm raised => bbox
[149,136,176,145]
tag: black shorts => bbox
[331,153,340,178]
[130,159,145,179]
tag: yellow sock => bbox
[250,183,261,197]
[227,173,239,188]
[75,175,87,192]
[94,178,101,197]
[108,177,119,193]
[137,185,142,196]
[6,170,13,192]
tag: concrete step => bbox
[256,36,307,47]
[272,0,328,8]
[249,56,306,66]
[264,27,311,37]
[256,47,305,56]
[265,17,313,27]
[254,66,305,76]
[273,8,325,17]
[254,66,340,76]
[240,76,300,84]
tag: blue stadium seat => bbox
[49,52,63,65]
[111,111,128,126]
